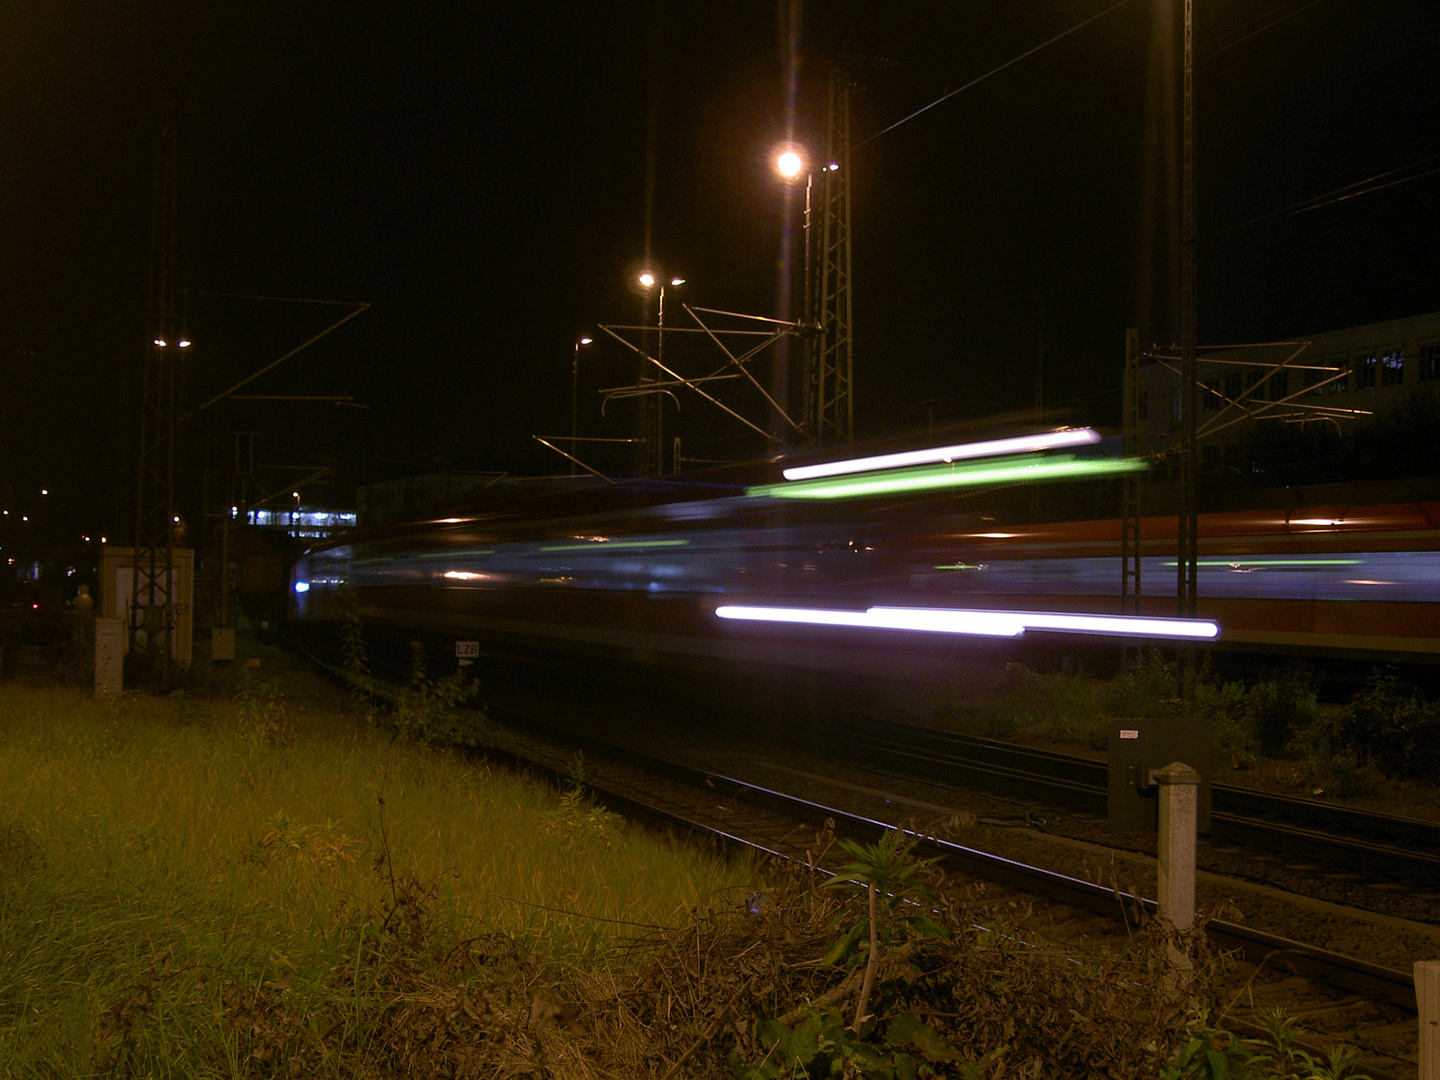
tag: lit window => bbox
[1379,347,1404,387]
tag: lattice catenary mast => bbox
[804,67,855,446]
[130,119,186,673]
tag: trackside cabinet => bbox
[1108,719,1212,832]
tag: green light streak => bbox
[748,454,1145,501]
[539,538,690,552]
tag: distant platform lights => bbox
[246,506,357,539]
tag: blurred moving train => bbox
[290,428,1440,688]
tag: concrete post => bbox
[1419,959,1439,1080]
[95,617,125,697]
[1152,761,1199,978]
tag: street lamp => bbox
[637,272,684,357]
[636,272,685,475]
[571,336,593,476]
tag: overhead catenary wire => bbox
[852,0,1137,151]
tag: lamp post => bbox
[638,271,685,356]
[774,141,847,443]
[637,271,684,474]
[570,336,592,476]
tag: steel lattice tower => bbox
[804,67,854,445]
[131,120,183,672]
[1176,0,1198,625]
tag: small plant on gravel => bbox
[821,829,948,1030]
[1160,1006,1373,1079]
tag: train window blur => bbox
[1353,352,1378,390]
[1421,342,1440,380]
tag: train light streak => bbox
[749,454,1145,501]
[781,428,1100,481]
[1163,558,1361,568]
[716,604,1219,640]
[540,538,690,552]
[442,570,487,581]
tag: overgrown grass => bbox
[0,680,751,1076]
[1,672,1384,1076]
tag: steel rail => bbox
[300,650,1419,1020]
[828,718,1440,884]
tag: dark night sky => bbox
[2,0,1437,546]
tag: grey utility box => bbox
[1107,719,1212,833]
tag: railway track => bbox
[306,652,1426,1076]
[494,706,1424,1078]
[822,716,1440,891]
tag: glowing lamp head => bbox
[638,271,656,289]
[579,336,593,345]
[775,149,804,180]
[177,339,191,348]
[153,338,166,347]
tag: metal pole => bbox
[571,342,579,477]
[657,284,666,474]
[1177,0,1199,696]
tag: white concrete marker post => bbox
[1152,761,1199,974]
[1418,959,1439,1080]
[94,616,125,698]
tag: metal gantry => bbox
[804,67,855,446]
[1176,0,1198,630]
[131,119,183,674]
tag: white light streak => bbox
[716,604,1219,641]
[782,429,1101,481]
